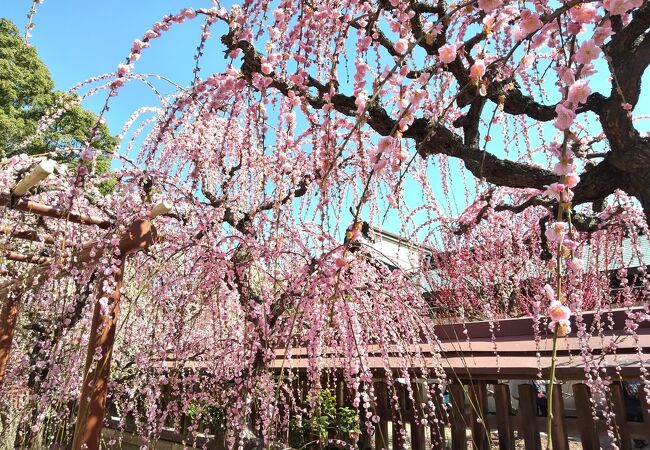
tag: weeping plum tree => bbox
[1,0,650,448]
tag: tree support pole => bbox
[71,255,125,450]
[0,269,41,388]
[71,219,156,450]
[0,289,20,387]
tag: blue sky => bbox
[2,1,228,135]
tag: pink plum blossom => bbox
[574,40,600,65]
[116,63,131,77]
[564,172,580,188]
[570,4,597,23]
[394,38,409,54]
[543,182,569,201]
[549,319,572,337]
[553,103,576,130]
[594,26,613,45]
[470,60,486,81]
[438,44,457,64]
[543,284,556,302]
[545,221,568,243]
[603,0,642,16]
[519,9,543,34]
[548,301,571,322]
[478,0,502,12]
[80,148,94,161]
[378,136,396,153]
[553,160,576,176]
[567,80,592,106]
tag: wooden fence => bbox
[107,307,650,449]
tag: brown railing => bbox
[106,307,650,449]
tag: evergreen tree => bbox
[0,18,117,161]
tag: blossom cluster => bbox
[3,0,650,446]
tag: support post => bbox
[72,219,156,450]
[517,384,541,450]
[0,289,20,387]
[429,382,447,449]
[611,382,632,450]
[572,383,600,450]
[392,382,407,449]
[449,382,467,450]
[0,269,40,387]
[469,381,490,450]
[550,383,569,450]
[71,256,126,450]
[374,379,389,450]
[495,383,515,450]
[410,381,426,450]
[640,384,650,443]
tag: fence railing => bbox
[106,307,650,449]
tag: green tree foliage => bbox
[0,18,117,161]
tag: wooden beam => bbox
[73,220,157,266]
[0,193,112,228]
[4,251,51,265]
[11,160,55,196]
[1,226,83,249]
[150,201,172,218]
[1,226,61,246]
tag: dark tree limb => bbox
[222,0,650,225]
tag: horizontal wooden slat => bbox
[432,307,647,339]
[272,328,650,357]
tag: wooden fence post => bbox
[449,382,466,450]
[429,382,447,449]
[393,383,407,449]
[410,381,426,450]
[495,383,515,450]
[0,269,40,388]
[572,383,600,450]
[517,384,541,450]
[469,381,490,450]
[71,219,155,450]
[375,379,389,450]
[640,384,650,443]
[611,382,632,450]
[550,383,569,450]
[0,289,20,387]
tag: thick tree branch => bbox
[223,31,560,192]
[223,0,650,224]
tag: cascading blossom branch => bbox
[3,0,650,448]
